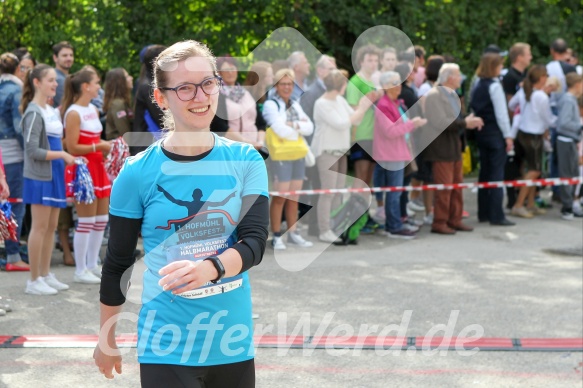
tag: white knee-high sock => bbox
[74,216,95,275]
[87,215,108,270]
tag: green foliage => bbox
[1,0,581,79]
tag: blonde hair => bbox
[545,76,561,92]
[153,40,217,131]
[274,68,295,84]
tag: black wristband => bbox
[204,256,225,284]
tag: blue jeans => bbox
[380,168,405,232]
[373,163,387,203]
[400,174,412,218]
[4,162,24,261]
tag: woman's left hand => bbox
[158,260,218,294]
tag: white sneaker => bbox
[407,199,425,212]
[74,270,101,284]
[43,273,70,291]
[25,277,58,295]
[271,236,287,250]
[373,207,386,223]
[406,217,424,227]
[423,213,434,225]
[319,230,341,243]
[287,232,314,247]
[88,266,102,279]
[406,206,416,218]
[402,223,420,232]
[561,212,574,221]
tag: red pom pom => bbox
[105,137,130,181]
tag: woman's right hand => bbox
[411,117,428,128]
[93,341,122,379]
[98,140,112,155]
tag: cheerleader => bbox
[20,64,77,294]
[60,68,111,284]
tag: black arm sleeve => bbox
[100,214,142,306]
[230,194,269,273]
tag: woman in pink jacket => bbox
[373,71,426,239]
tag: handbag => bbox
[265,127,308,161]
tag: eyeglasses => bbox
[20,65,32,73]
[277,82,294,88]
[159,76,223,101]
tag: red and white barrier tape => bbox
[269,177,583,197]
[6,177,582,202]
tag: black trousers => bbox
[140,359,255,388]
[477,135,507,223]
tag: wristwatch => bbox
[204,256,225,284]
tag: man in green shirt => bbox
[346,44,382,189]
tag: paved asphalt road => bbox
[1,189,581,387]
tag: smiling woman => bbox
[19,64,77,294]
[94,40,269,388]
[60,68,113,284]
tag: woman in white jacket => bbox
[262,68,313,250]
[311,70,371,242]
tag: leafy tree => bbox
[1,0,581,79]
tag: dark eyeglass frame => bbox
[159,75,223,101]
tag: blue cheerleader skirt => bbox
[23,135,67,208]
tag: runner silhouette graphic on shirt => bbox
[157,184,236,230]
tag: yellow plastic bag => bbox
[265,127,308,161]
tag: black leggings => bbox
[140,359,255,388]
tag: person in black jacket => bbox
[132,45,166,155]
[470,53,515,226]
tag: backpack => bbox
[330,194,370,245]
